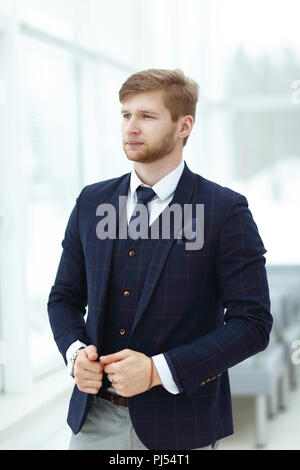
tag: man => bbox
[47,69,272,450]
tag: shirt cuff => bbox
[66,340,87,373]
[152,354,181,394]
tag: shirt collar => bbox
[130,160,185,202]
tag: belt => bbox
[100,390,128,407]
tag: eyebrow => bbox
[121,109,159,116]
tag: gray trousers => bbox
[69,395,219,450]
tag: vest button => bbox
[123,290,130,296]
[120,329,126,335]
[128,250,135,257]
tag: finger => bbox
[103,363,119,374]
[79,387,100,395]
[85,345,98,361]
[75,369,103,381]
[76,378,102,388]
[76,357,103,374]
[107,374,118,383]
[100,348,132,364]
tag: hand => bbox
[74,345,103,394]
[100,348,162,397]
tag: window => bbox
[20,35,80,375]
[196,0,300,264]
[0,0,142,385]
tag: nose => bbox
[125,116,141,135]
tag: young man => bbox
[48,69,272,450]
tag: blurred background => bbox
[0,0,299,450]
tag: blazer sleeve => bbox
[164,194,273,396]
[47,188,89,365]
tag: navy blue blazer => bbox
[47,161,272,449]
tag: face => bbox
[121,89,181,164]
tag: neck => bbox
[133,155,183,187]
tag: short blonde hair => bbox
[119,68,199,146]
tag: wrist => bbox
[149,359,162,389]
[74,347,85,363]
[69,346,85,378]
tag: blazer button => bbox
[120,329,126,335]
[123,290,130,296]
[128,250,135,257]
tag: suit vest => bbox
[99,217,162,392]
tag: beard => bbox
[123,126,177,164]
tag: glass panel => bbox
[81,61,131,184]
[232,111,300,180]
[75,0,141,67]
[17,0,75,41]
[0,0,13,16]
[210,0,300,98]
[207,0,300,264]
[0,217,4,392]
[19,35,80,375]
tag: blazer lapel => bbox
[129,161,196,340]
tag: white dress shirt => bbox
[66,159,185,394]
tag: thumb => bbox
[85,344,98,361]
[100,348,131,364]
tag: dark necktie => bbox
[128,185,156,238]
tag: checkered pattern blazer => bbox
[47,161,272,449]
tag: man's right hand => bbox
[74,345,103,394]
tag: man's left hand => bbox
[100,349,161,397]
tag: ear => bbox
[178,115,193,140]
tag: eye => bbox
[122,114,154,119]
